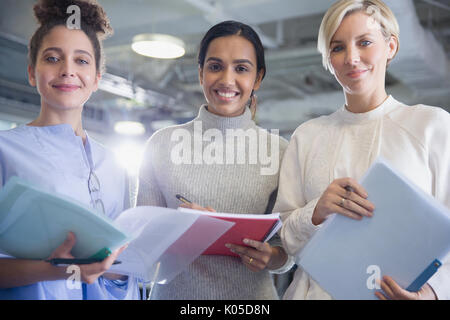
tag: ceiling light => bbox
[114,121,146,136]
[131,33,185,59]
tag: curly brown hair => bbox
[28,0,113,74]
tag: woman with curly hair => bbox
[0,0,139,300]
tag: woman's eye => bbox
[78,59,89,65]
[208,63,221,72]
[46,56,59,63]
[361,40,372,46]
[236,65,248,72]
[331,46,343,53]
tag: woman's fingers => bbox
[314,177,375,225]
[334,194,373,218]
[331,178,374,219]
[338,186,375,212]
[229,244,259,260]
[329,202,364,221]
[375,291,388,300]
[245,239,270,251]
[48,232,77,260]
[227,243,262,260]
[105,244,128,266]
[226,240,271,272]
[336,178,368,199]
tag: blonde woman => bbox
[274,0,449,300]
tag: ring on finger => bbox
[340,197,346,207]
[249,257,253,264]
[345,185,354,197]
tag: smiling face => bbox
[329,11,397,99]
[199,35,263,118]
[28,25,100,113]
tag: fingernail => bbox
[225,244,231,248]
[243,239,249,244]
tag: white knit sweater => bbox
[137,105,288,299]
[274,96,450,300]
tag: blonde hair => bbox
[317,0,400,73]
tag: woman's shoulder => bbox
[146,121,195,146]
[255,125,289,151]
[290,112,337,141]
[0,126,30,146]
[0,125,26,136]
[388,101,450,133]
[391,101,449,120]
[387,100,450,149]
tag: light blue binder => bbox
[0,176,132,260]
[298,158,450,300]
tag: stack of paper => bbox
[179,208,282,257]
[109,206,233,283]
[0,176,131,260]
[298,158,450,300]
[0,177,234,283]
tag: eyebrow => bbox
[331,33,373,44]
[41,47,93,58]
[206,57,254,66]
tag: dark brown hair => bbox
[28,0,113,74]
[198,20,266,81]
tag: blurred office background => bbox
[0,0,449,176]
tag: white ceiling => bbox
[0,0,449,139]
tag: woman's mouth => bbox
[347,69,368,79]
[215,89,240,101]
[52,84,81,92]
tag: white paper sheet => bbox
[109,206,234,283]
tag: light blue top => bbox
[0,124,140,300]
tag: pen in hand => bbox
[176,194,192,205]
[46,258,122,266]
[176,194,216,213]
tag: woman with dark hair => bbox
[137,20,292,299]
[0,0,139,300]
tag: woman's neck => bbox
[28,105,86,142]
[344,89,388,114]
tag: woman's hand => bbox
[179,202,216,212]
[226,239,287,272]
[312,178,375,225]
[375,276,437,300]
[179,203,289,272]
[48,232,127,284]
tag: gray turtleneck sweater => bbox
[136,105,288,300]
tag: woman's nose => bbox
[60,60,75,78]
[219,67,235,86]
[345,46,360,65]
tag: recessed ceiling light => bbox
[131,33,185,59]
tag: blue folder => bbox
[298,158,450,300]
[0,176,132,260]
